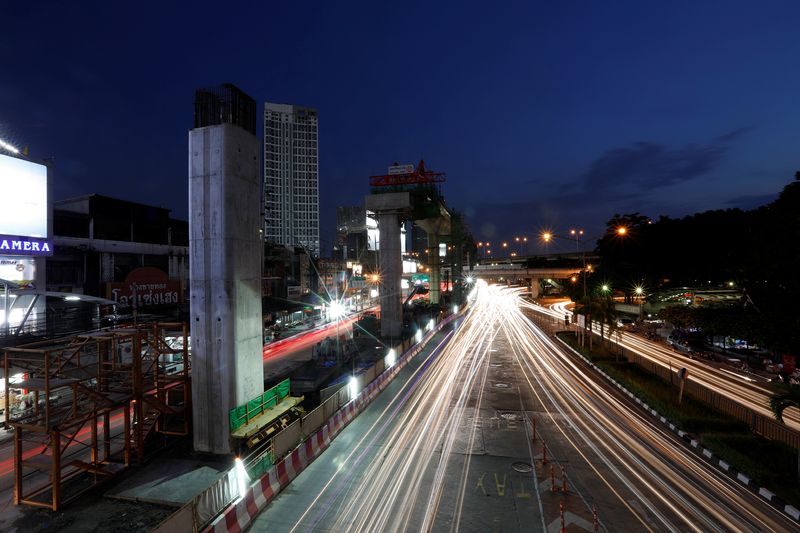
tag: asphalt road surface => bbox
[247,282,794,532]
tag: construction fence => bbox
[154,311,457,533]
[229,378,291,432]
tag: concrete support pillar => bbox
[100,253,114,283]
[189,123,264,455]
[530,278,540,299]
[427,233,440,305]
[366,192,411,341]
[377,211,402,339]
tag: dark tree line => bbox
[574,174,800,354]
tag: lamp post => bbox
[542,230,588,299]
[635,286,645,320]
[541,226,629,300]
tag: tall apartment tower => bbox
[263,102,320,256]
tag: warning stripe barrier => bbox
[206,312,460,533]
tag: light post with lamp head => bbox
[542,230,589,299]
[541,226,629,300]
[634,285,645,320]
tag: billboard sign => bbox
[387,164,414,175]
[0,235,53,256]
[0,257,36,288]
[106,267,181,307]
[0,154,47,239]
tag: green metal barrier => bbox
[229,378,291,432]
[247,450,274,479]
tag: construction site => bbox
[2,322,190,511]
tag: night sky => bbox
[3,1,799,253]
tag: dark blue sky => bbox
[3,1,799,253]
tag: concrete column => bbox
[100,253,114,283]
[427,233,440,305]
[530,278,540,299]
[189,123,264,455]
[378,211,402,338]
[365,192,411,341]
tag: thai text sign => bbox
[106,267,181,307]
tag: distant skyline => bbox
[3,1,799,253]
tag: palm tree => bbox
[574,293,617,352]
[769,384,800,423]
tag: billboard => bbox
[0,153,48,239]
[106,267,181,307]
[0,257,36,288]
[388,164,414,175]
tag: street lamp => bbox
[634,285,645,319]
[541,230,588,298]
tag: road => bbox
[248,282,794,532]
[536,299,800,432]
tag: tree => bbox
[659,305,696,330]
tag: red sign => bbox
[106,267,182,307]
[782,355,796,374]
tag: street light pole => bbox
[569,229,586,299]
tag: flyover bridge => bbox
[470,263,581,297]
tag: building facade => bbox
[48,194,188,312]
[335,206,368,262]
[263,102,320,256]
[0,152,51,340]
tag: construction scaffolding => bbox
[2,322,190,510]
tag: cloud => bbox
[462,128,755,240]
[716,126,754,142]
[577,141,725,191]
[557,128,753,206]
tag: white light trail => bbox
[274,282,793,533]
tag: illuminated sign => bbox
[0,154,47,239]
[388,164,414,175]
[0,235,53,256]
[0,257,36,288]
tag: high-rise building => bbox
[263,102,320,256]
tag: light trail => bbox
[534,299,800,431]
[255,283,793,532]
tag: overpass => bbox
[470,263,581,298]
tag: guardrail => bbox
[528,306,800,449]
[624,348,800,449]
